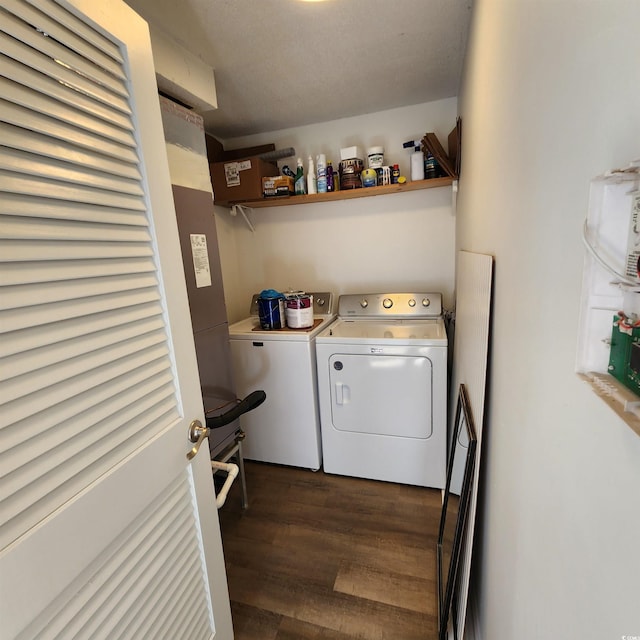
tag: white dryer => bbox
[315,293,447,488]
[228,292,335,470]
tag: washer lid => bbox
[318,317,447,344]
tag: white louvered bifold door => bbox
[0,1,233,639]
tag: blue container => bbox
[257,293,285,329]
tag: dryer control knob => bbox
[360,299,368,308]
[383,298,393,309]
[408,299,416,307]
[422,298,431,307]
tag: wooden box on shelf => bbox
[210,156,280,206]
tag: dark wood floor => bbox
[218,461,442,640]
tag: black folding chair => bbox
[204,390,266,509]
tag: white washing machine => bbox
[228,292,335,470]
[315,293,448,488]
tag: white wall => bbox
[457,1,640,639]
[214,99,458,321]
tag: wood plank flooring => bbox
[217,461,442,640]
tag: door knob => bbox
[187,419,209,460]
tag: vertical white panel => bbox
[448,250,493,638]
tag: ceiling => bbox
[123,0,473,141]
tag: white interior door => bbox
[0,1,232,638]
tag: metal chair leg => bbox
[236,436,249,510]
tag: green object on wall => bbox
[608,314,640,397]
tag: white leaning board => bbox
[449,250,493,639]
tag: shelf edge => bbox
[216,176,455,209]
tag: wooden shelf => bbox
[219,176,455,209]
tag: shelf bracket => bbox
[230,204,255,232]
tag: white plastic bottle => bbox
[307,155,317,194]
[411,146,425,181]
[316,153,327,193]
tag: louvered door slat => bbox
[1,215,149,243]
[149,563,203,640]
[0,301,162,356]
[2,364,172,454]
[0,171,145,210]
[1,148,143,196]
[2,77,136,148]
[78,512,194,640]
[2,193,147,225]
[24,0,124,65]
[13,470,212,640]
[62,505,192,639]
[115,551,197,640]
[2,290,161,333]
[163,576,208,640]
[33,486,187,639]
[1,276,157,310]
[0,8,129,102]
[124,559,198,640]
[0,239,152,261]
[0,45,131,125]
[3,276,158,312]
[2,220,151,252]
[3,329,168,402]
[2,389,178,512]
[3,257,156,287]
[2,401,179,549]
[2,370,175,479]
[0,101,139,163]
[1,340,170,429]
[6,0,125,78]
[1,316,165,381]
[0,124,141,181]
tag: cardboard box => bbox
[210,156,280,205]
[262,175,294,197]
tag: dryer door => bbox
[328,353,433,438]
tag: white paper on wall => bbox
[190,234,212,288]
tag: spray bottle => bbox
[403,139,425,182]
[307,156,317,194]
[294,158,306,195]
[316,153,327,193]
